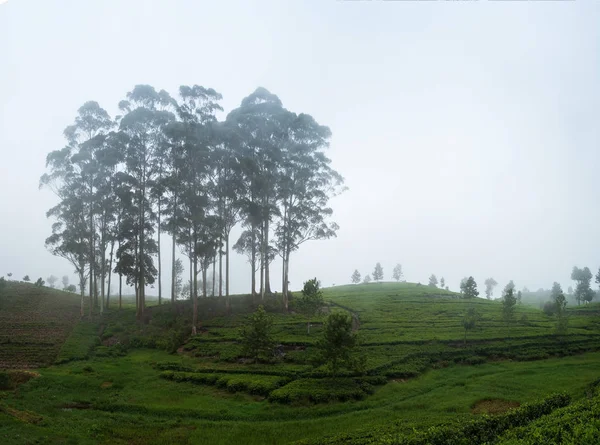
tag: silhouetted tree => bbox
[460,276,478,299]
[372,263,383,282]
[351,270,361,284]
[484,277,498,300]
[392,264,403,282]
[571,266,593,305]
[428,274,438,288]
[46,275,58,288]
[440,277,445,288]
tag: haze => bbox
[1,0,599,295]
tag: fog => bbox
[1,0,599,296]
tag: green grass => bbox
[2,281,600,444]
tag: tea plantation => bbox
[1,281,600,444]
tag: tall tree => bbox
[552,282,568,336]
[351,270,361,284]
[502,281,517,338]
[571,266,594,305]
[460,276,478,299]
[392,264,403,282]
[372,263,384,282]
[440,277,445,289]
[46,275,58,288]
[484,277,498,300]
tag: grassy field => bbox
[1,281,600,444]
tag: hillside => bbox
[0,282,82,369]
[1,282,600,444]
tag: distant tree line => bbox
[41,85,344,332]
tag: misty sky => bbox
[1,0,599,297]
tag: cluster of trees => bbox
[427,274,447,290]
[350,263,403,284]
[460,276,569,343]
[240,303,363,376]
[41,85,344,330]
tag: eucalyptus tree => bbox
[41,100,113,315]
[275,112,344,309]
[117,85,175,319]
[226,88,288,298]
[44,190,90,317]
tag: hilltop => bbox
[1,281,600,444]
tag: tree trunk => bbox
[79,271,85,318]
[219,235,223,298]
[192,257,198,335]
[106,239,115,309]
[202,267,207,298]
[264,218,271,295]
[171,232,176,304]
[260,222,265,300]
[119,273,122,310]
[157,199,162,305]
[283,249,291,311]
[251,225,257,298]
[225,232,230,313]
[212,258,216,297]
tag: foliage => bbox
[269,378,377,404]
[440,277,445,288]
[297,278,325,334]
[571,266,594,304]
[392,264,403,282]
[372,263,383,282]
[239,305,275,362]
[428,274,438,288]
[460,276,478,299]
[316,313,365,376]
[351,270,361,284]
[46,275,58,288]
[462,307,480,344]
[502,283,518,337]
[484,277,498,300]
[22,275,30,282]
[363,275,371,284]
[34,278,45,287]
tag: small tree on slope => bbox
[392,264,403,282]
[316,312,365,376]
[351,270,361,284]
[298,278,324,334]
[460,277,479,299]
[239,305,275,362]
[502,282,517,338]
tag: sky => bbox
[1,0,599,297]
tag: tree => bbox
[553,283,568,336]
[363,274,371,284]
[297,278,324,334]
[46,275,58,288]
[239,305,275,362]
[66,284,77,293]
[460,276,478,299]
[6,273,12,280]
[34,278,45,287]
[173,258,184,300]
[372,263,383,282]
[502,282,517,338]
[484,278,498,300]
[440,277,445,288]
[23,275,30,282]
[351,270,361,284]
[428,274,438,288]
[462,307,480,344]
[316,312,364,376]
[392,264,403,282]
[517,290,522,305]
[571,266,594,305]
[62,275,69,290]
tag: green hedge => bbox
[160,371,290,396]
[297,393,571,444]
[269,378,376,404]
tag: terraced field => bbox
[1,281,600,444]
[0,282,82,369]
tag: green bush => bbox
[269,378,372,404]
[160,371,290,396]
